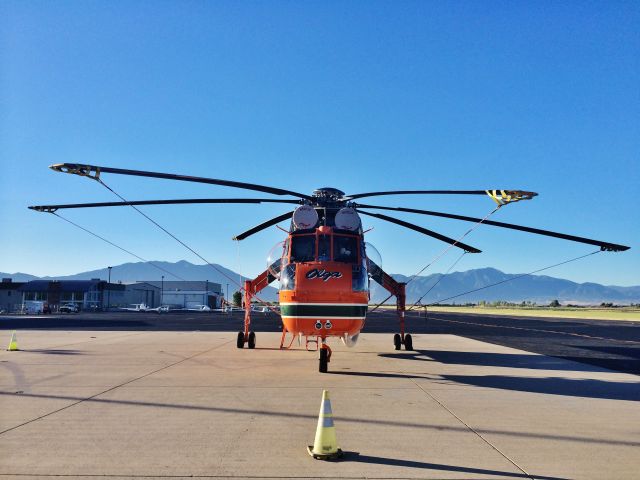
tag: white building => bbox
[138,280,223,309]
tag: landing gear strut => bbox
[393,282,412,350]
[319,341,331,373]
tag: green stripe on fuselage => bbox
[280,304,368,317]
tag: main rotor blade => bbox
[356,204,630,252]
[357,210,481,253]
[29,198,301,213]
[348,189,538,205]
[50,163,313,200]
[233,211,294,241]
[346,190,489,200]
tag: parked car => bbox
[59,303,79,313]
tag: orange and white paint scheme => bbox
[241,204,407,373]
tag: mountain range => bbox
[2,261,639,305]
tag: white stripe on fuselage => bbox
[279,303,368,307]
[281,316,366,320]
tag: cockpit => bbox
[288,232,359,264]
[280,229,368,292]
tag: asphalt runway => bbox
[2,309,639,376]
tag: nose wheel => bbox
[319,342,331,373]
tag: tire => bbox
[248,331,256,349]
[393,333,401,350]
[404,334,413,351]
[236,331,245,349]
[319,348,328,373]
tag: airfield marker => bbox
[308,390,343,460]
[7,331,19,351]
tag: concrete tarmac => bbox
[1,328,639,479]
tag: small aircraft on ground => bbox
[120,303,170,313]
[30,164,630,372]
[186,304,212,312]
[120,303,151,312]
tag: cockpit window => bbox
[333,235,358,263]
[290,235,315,263]
[318,235,331,261]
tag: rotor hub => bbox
[312,188,346,203]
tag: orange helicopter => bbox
[30,164,629,372]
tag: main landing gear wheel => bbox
[404,334,413,351]
[319,347,328,373]
[393,333,401,350]
[236,331,244,348]
[248,331,256,349]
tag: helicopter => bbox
[30,163,630,373]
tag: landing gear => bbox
[393,333,413,350]
[319,347,328,373]
[319,341,331,373]
[237,331,256,349]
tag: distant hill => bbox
[0,261,279,301]
[0,272,39,282]
[2,262,639,305]
[370,267,640,305]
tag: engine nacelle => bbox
[341,333,360,348]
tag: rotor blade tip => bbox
[28,205,48,212]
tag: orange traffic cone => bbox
[308,390,343,460]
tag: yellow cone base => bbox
[7,332,18,351]
[307,446,343,460]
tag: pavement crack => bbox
[411,378,536,480]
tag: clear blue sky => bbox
[1,1,638,286]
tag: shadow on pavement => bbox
[2,391,638,447]
[329,369,430,380]
[342,451,568,479]
[379,349,604,372]
[442,374,640,402]
[24,349,86,355]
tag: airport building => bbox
[0,278,222,312]
[139,280,223,309]
[0,279,25,313]
[0,279,159,312]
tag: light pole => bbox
[226,283,229,309]
[107,266,112,311]
[161,275,164,307]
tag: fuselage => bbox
[278,224,369,339]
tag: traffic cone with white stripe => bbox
[7,331,18,351]
[308,390,343,460]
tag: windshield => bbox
[290,235,315,263]
[333,235,358,263]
